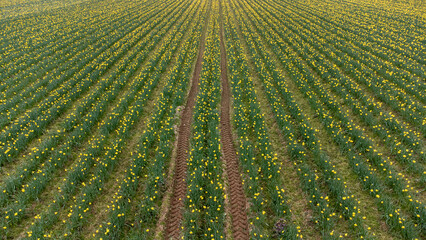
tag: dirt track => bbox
[164,3,211,239]
[219,3,250,239]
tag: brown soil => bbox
[164,4,211,239]
[218,4,250,240]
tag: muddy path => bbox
[164,2,211,239]
[219,2,250,239]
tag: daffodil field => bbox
[0,0,424,239]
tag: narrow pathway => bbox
[164,3,211,239]
[219,3,250,239]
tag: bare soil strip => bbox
[164,4,211,239]
[219,4,250,239]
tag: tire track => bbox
[219,3,250,239]
[164,2,211,239]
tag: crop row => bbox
[55,3,203,239]
[221,0,300,238]
[0,0,137,79]
[313,0,425,65]
[115,4,208,239]
[0,0,184,207]
[0,0,195,237]
[239,0,424,238]
[25,0,198,237]
[0,0,184,169]
[261,0,425,180]
[0,0,164,131]
[269,0,426,134]
[229,0,378,238]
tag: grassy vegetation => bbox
[0,0,423,239]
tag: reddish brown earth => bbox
[219,4,250,240]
